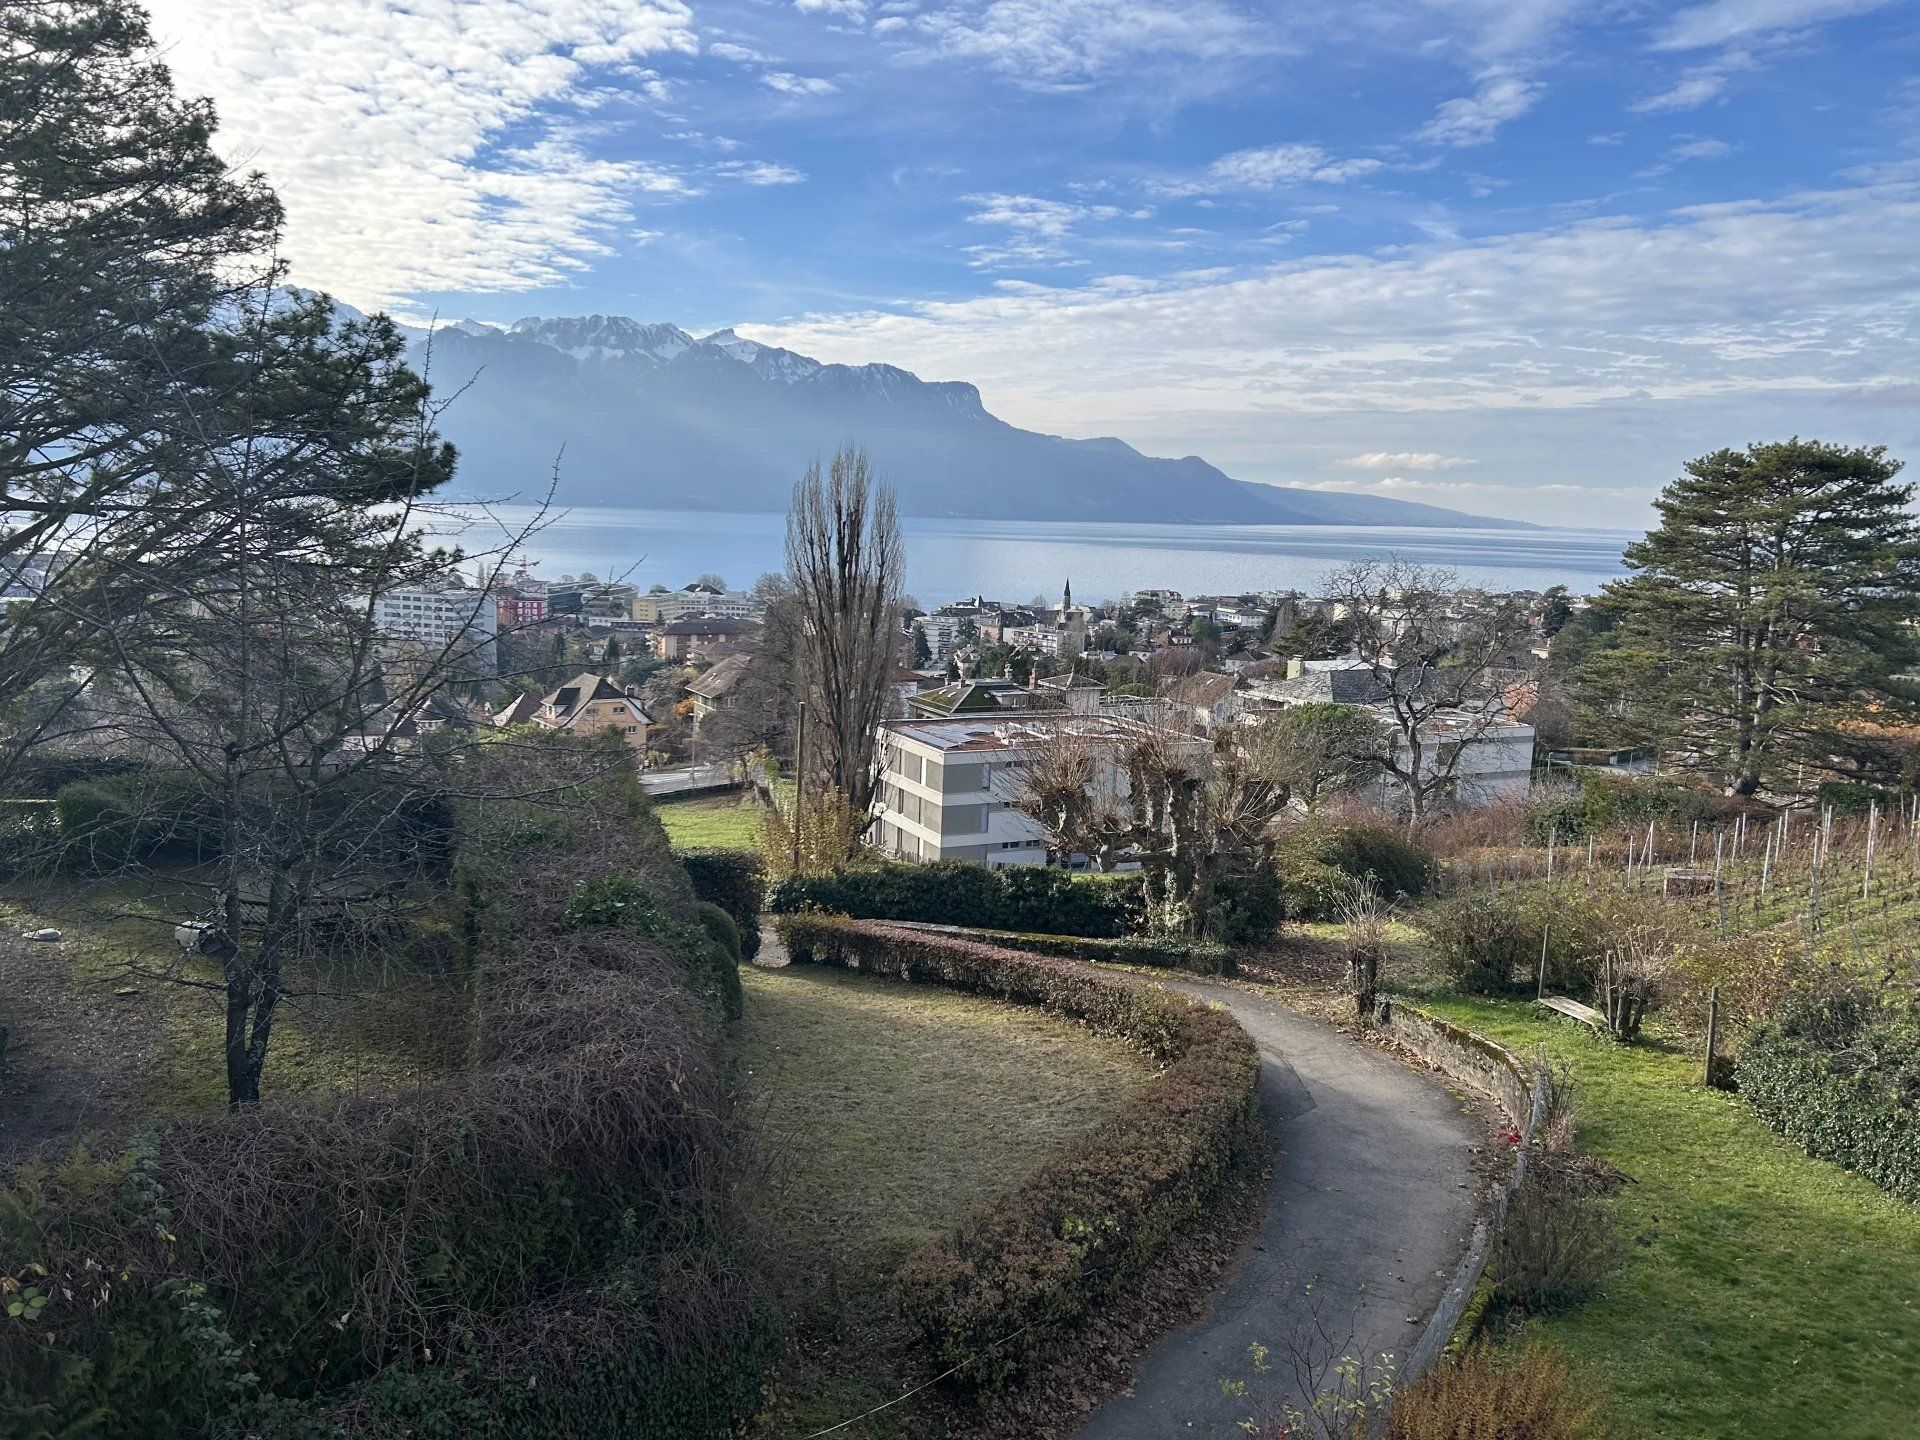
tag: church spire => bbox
[1061,576,1072,614]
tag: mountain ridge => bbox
[396,314,1530,530]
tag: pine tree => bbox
[1576,439,1920,795]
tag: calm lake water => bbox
[433,506,1634,605]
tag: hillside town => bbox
[9,10,1920,1440]
[422,564,1571,864]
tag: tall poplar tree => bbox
[1576,439,1920,796]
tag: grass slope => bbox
[0,874,468,1128]
[1412,992,1920,1440]
[655,791,764,851]
[738,963,1152,1436]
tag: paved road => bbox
[1076,981,1482,1439]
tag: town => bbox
[6,7,1919,1440]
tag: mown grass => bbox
[1,871,469,1119]
[655,790,765,851]
[737,963,1152,1437]
[1400,989,1920,1440]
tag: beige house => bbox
[495,671,653,754]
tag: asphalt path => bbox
[1075,980,1483,1439]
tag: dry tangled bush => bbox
[1355,1341,1603,1440]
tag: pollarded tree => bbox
[1575,440,1920,796]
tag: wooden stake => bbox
[1703,985,1720,1087]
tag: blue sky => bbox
[147,0,1920,525]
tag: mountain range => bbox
[397,314,1525,529]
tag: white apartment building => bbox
[871,712,1209,868]
[371,582,498,672]
[916,613,962,662]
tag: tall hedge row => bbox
[774,913,1261,1393]
[768,859,1143,937]
[1736,991,1920,1202]
[679,847,765,959]
[0,741,774,1440]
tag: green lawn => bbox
[738,963,1151,1436]
[1,872,469,1121]
[1403,991,1920,1440]
[654,791,765,851]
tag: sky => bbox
[142,0,1920,526]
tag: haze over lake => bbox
[437,506,1634,604]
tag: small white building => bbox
[871,712,1209,868]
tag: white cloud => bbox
[1419,72,1540,147]
[717,160,809,185]
[1670,138,1735,161]
[905,0,1266,90]
[963,192,1124,265]
[1654,0,1899,51]
[1202,144,1384,188]
[708,40,775,62]
[751,183,1920,449]
[1631,48,1757,113]
[795,0,871,18]
[142,0,696,310]
[1336,452,1476,471]
[762,71,841,95]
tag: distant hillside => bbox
[398,314,1527,529]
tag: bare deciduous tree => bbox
[784,444,904,849]
[1322,558,1532,825]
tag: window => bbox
[980,762,992,790]
[626,725,638,733]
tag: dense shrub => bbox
[1272,819,1434,920]
[1354,1341,1602,1440]
[1207,854,1282,944]
[891,921,1232,976]
[1524,773,1756,844]
[1422,884,1686,997]
[695,900,743,962]
[1487,1158,1622,1313]
[767,859,1144,937]
[1737,990,1920,1200]
[775,914,1260,1394]
[54,771,218,869]
[681,847,764,958]
[0,740,771,1439]
[0,803,58,881]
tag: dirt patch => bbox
[0,926,161,1160]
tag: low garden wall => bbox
[774,913,1261,1394]
[1373,998,1545,1376]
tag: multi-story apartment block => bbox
[871,713,1209,868]
[371,581,498,672]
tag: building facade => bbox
[371,581,498,672]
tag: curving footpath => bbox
[1076,979,1483,1439]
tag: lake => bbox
[431,506,1634,605]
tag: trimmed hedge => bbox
[887,921,1233,976]
[1737,991,1920,1201]
[774,914,1260,1393]
[681,847,764,959]
[767,860,1143,937]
